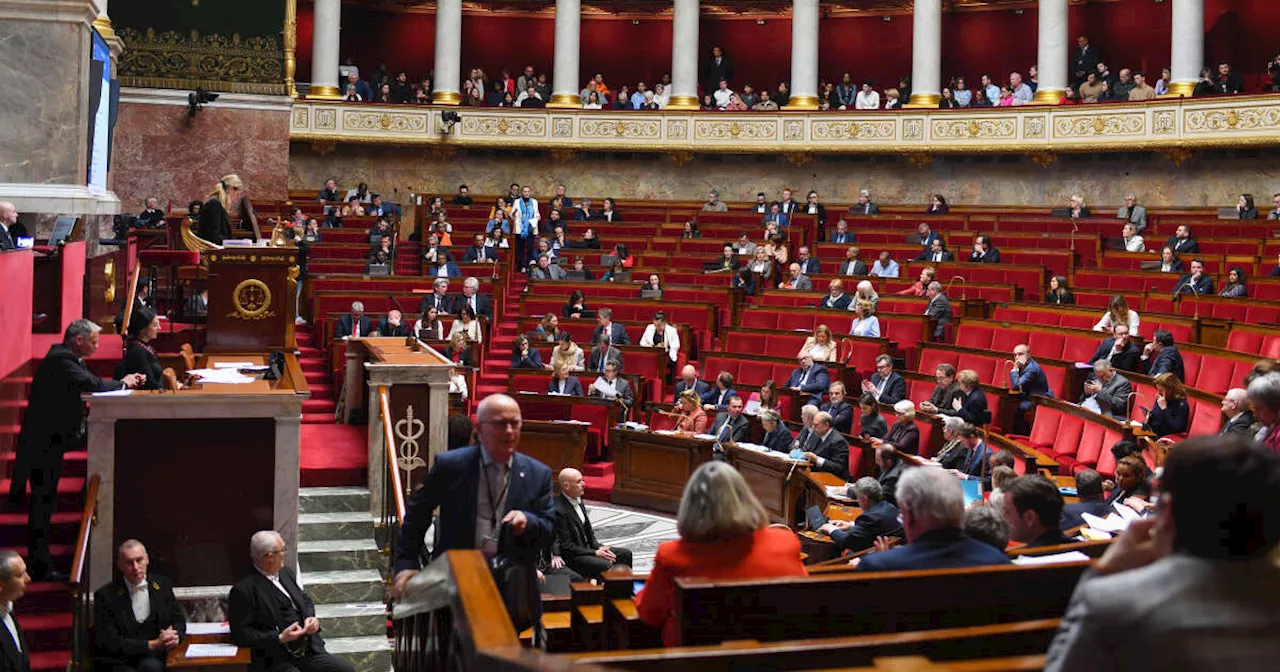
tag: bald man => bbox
[0,201,17,250]
[672,364,710,402]
[553,468,632,580]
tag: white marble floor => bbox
[584,501,680,574]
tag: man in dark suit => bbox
[417,278,455,316]
[463,233,497,263]
[0,550,30,672]
[914,223,941,248]
[921,364,962,414]
[547,373,583,396]
[377,309,411,337]
[587,363,634,411]
[701,372,737,411]
[10,321,143,581]
[802,411,849,480]
[1000,476,1071,548]
[791,405,819,453]
[924,283,952,339]
[0,201,18,251]
[454,278,493,319]
[701,46,734,92]
[590,308,630,346]
[863,355,907,406]
[849,190,879,216]
[1009,345,1053,413]
[795,246,821,275]
[334,301,373,339]
[137,197,166,228]
[553,469,632,580]
[873,445,905,506]
[1073,35,1100,83]
[820,477,903,554]
[587,334,624,374]
[817,280,852,310]
[230,531,353,672]
[968,235,1001,263]
[856,467,1011,572]
[708,395,750,444]
[1165,225,1200,255]
[786,354,830,406]
[673,365,711,402]
[914,239,953,263]
[1143,330,1186,381]
[184,289,208,319]
[947,424,994,490]
[1081,360,1132,420]
[1172,259,1214,296]
[1218,388,1255,436]
[828,220,855,245]
[1088,324,1142,374]
[819,381,854,434]
[94,540,186,672]
[838,248,869,276]
[1059,469,1112,530]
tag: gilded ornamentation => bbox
[810,120,896,141]
[315,108,337,130]
[1161,148,1193,166]
[907,153,932,169]
[785,152,813,167]
[394,405,427,475]
[784,120,805,141]
[1029,152,1057,168]
[693,120,777,141]
[310,141,335,156]
[1023,116,1046,139]
[292,107,309,129]
[667,119,689,139]
[553,118,573,138]
[902,119,923,141]
[1184,107,1280,133]
[343,111,428,133]
[580,119,660,139]
[103,259,116,305]
[1053,114,1144,138]
[228,279,275,320]
[668,150,695,167]
[462,116,546,137]
[549,149,577,162]
[117,27,284,95]
[931,118,1016,140]
[1153,111,1176,135]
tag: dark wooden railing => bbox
[69,472,101,671]
[377,385,409,614]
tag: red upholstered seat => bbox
[1128,382,1156,424]
[956,325,994,349]
[1263,337,1280,360]
[742,312,778,330]
[1027,333,1065,360]
[990,328,1026,354]
[1047,415,1085,460]
[1061,336,1099,363]
[1095,438,1118,478]
[1181,352,1203,389]
[918,349,958,375]
[957,354,997,385]
[1186,398,1222,438]
[1193,355,1233,395]
[906,379,934,404]
[778,313,815,332]
[1060,315,1095,330]
[1026,407,1063,451]
[914,417,936,459]
[1226,330,1264,355]
[1041,365,1068,399]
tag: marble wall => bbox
[112,95,290,211]
[0,20,90,185]
[288,145,1280,209]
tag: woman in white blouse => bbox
[639,311,681,362]
[799,325,838,362]
[1092,295,1141,336]
[582,91,603,110]
[448,305,484,344]
[849,300,881,338]
[1121,223,1145,252]
[653,83,670,108]
[849,280,880,314]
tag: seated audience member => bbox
[937,369,990,425]
[547,362,583,396]
[137,197,166,228]
[1044,435,1280,671]
[799,325,838,362]
[367,236,395,268]
[230,531,354,672]
[419,278,455,316]
[589,362,634,410]
[802,411,850,479]
[828,219,854,244]
[747,379,783,416]
[530,254,564,281]
[674,389,710,434]
[945,424,995,489]
[378,309,411,337]
[786,354,830,407]
[1117,193,1147,230]
[417,306,447,342]
[820,477,904,554]
[554,468,632,581]
[1158,246,1184,273]
[336,301,373,339]
[510,334,543,369]
[871,444,905,506]
[638,273,664,299]
[778,262,812,290]
[94,539,186,671]
[733,267,757,296]
[1218,266,1248,297]
[464,233,497,263]
[863,354,907,405]
[598,198,621,222]
[871,400,921,457]
[925,282,952,339]
[870,251,899,278]
[856,467,1011,571]
[449,305,483,345]
[1088,324,1142,373]
[702,371,737,411]
[849,300,880,338]
[452,184,473,206]
[915,238,953,263]
[759,409,793,453]
[898,267,937,297]
[964,504,1011,552]
[586,333,623,373]
[1060,469,1111,530]
[1142,329,1185,380]
[636,462,807,645]
[917,223,942,250]
[534,314,561,343]
[701,189,728,212]
[1081,359,1133,420]
[921,363,962,414]
[1219,387,1254,436]
[1270,192,1280,220]
[550,332,585,372]
[790,404,819,453]
[733,232,758,256]
[708,395,750,444]
[818,279,851,310]
[1001,476,1070,548]
[562,290,588,319]
[711,244,739,273]
[852,280,880,313]
[1106,455,1152,507]
[1066,194,1090,218]
[1247,373,1280,453]
[932,416,970,469]
[795,246,820,275]
[591,308,630,346]
[819,382,855,434]
[1010,344,1053,413]
[838,246,869,275]
[968,234,1001,263]
[1092,295,1141,336]
[1121,223,1145,252]
[639,311,680,363]
[1144,372,1190,438]
[119,307,165,390]
[1045,275,1075,305]
[1236,193,1258,220]
[673,364,710,401]
[856,392,887,439]
[1173,258,1214,296]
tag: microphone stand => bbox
[1124,390,1144,427]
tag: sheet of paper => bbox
[1112,500,1142,521]
[184,622,230,635]
[590,377,616,399]
[92,389,133,397]
[212,362,255,369]
[1012,551,1092,566]
[185,644,239,658]
[1081,511,1129,533]
[1079,527,1113,541]
[825,485,854,502]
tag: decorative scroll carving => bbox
[1052,114,1145,138]
[580,118,661,139]
[343,110,429,133]
[461,116,547,137]
[931,118,1017,140]
[117,28,284,95]
[809,120,896,141]
[694,120,778,141]
[1184,107,1280,133]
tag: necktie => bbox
[719,420,730,440]
[799,369,809,387]
[353,318,360,338]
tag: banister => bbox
[379,386,407,524]
[69,472,101,672]
[69,472,101,587]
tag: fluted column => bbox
[785,0,819,109]
[905,0,941,107]
[308,0,341,98]
[1165,0,1203,97]
[666,0,700,110]
[549,0,581,108]
[431,0,463,105]
[1031,0,1068,104]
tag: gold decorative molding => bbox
[667,150,695,167]
[1161,148,1193,166]
[283,0,298,98]
[1029,151,1058,168]
[116,27,285,95]
[785,152,813,167]
[549,148,578,162]
[906,153,933,169]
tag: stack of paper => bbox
[185,644,239,658]
[1081,511,1130,533]
[825,485,854,502]
[1012,551,1092,565]
[185,622,230,635]
[187,368,259,384]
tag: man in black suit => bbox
[672,365,710,403]
[838,247,869,276]
[1087,324,1142,374]
[920,363,963,414]
[587,334,624,374]
[1142,329,1186,381]
[0,550,30,672]
[229,531,353,672]
[334,301,372,339]
[1172,258,1214,296]
[0,201,18,251]
[392,395,555,615]
[802,411,849,480]
[786,354,830,406]
[849,190,879,216]
[701,371,737,411]
[463,233,496,263]
[94,540,186,672]
[1059,469,1112,530]
[590,308,630,346]
[795,246,821,275]
[862,355,907,406]
[553,469,632,580]
[819,381,854,434]
[138,197,166,228]
[454,277,492,319]
[914,238,953,263]
[1000,476,1071,548]
[10,321,143,580]
[1219,388,1255,436]
[820,477,903,553]
[828,220,855,245]
[1164,225,1199,255]
[709,395,750,444]
[924,282,953,339]
[377,309,410,337]
[1072,35,1100,83]
[968,235,1001,263]
[417,278,455,316]
[701,45,734,92]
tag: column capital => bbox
[0,0,100,24]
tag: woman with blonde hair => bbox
[198,173,244,245]
[636,461,807,645]
[849,300,880,338]
[850,280,880,313]
[1144,372,1189,438]
[799,325,837,362]
[1092,294,1141,336]
[674,389,709,434]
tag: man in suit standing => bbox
[672,365,710,402]
[856,467,1010,572]
[1001,476,1071,548]
[418,278,455,316]
[820,478,903,554]
[819,382,854,434]
[709,395,750,444]
[1072,35,1100,84]
[1173,259,1213,296]
[1142,330,1186,381]
[802,411,850,480]
[590,308,630,346]
[0,550,30,672]
[786,354,830,406]
[701,45,734,93]
[1219,388,1255,436]
[10,321,143,580]
[1059,469,1112,530]
[924,282,952,339]
[1009,344,1053,413]
[1081,360,1132,420]
[377,309,411,337]
[0,201,18,251]
[1088,324,1142,374]
[230,531,352,672]
[795,247,821,275]
[553,469,632,580]
[94,540,186,672]
[1045,435,1280,671]
[586,334,624,374]
[863,355,907,406]
[454,278,492,320]
[334,301,372,339]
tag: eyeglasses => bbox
[480,419,521,430]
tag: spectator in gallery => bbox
[819,82,837,109]
[898,76,912,101]
[738,83,759,108]
[1193,67,1216,97]
[1073,35,1099,83]
[979,73,1000,104]
[1028,64,1040,91]
[854,80,880,110]
[653,83,670,108]
[630,82,649,109]
[1237,193,1259,219]
[1009,72,1033,105]
[724,93,748,111]
[883,88,902,110]
[835,73,857,109]
[939,87,957,108]
[700,94,716,111]
[1219,267,1248,298]
[1078,72,1105,103]
[535,73,551,101]
[1128,71,1156,101]
[926,194,949,215]
[712,79,735,108]
[1153,67,1172,96]
[997,85,1014,107]
[774,81,790,107]
[452,184,473,207]
[752,90,779,111]
[952,77,972,106]
[1214,61,1243,94]
[970,88,993,108]
[1045,276,1075,305]
[702,45,735,92]
[516,85,545,108]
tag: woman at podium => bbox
[198,174,244,245]
[118,306,165,390]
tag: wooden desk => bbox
[205,247,300,353]
[518,420,590,475]
[167,634,250,671]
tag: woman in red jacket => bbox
[635,461,808,645]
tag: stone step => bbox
[299,511,376,542]
[326,635,392,672]
[302,569,386,605]
[298,539,384,573]
[314,602,387,638]
[299,486,371,515]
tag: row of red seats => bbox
[986,308,1193,344]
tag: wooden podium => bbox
[205,247,299,352]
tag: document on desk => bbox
[1012,551,1092,566]
[212,362,256,369]
[185,622,230,635]
[92,389,133,397]
[186,368,259,384]
[185,644,239,658]
[825,485,854,503]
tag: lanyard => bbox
[482,461,512,529]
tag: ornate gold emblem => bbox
[1227,110,1240,128]
[497,119,510,134]
[228,278,275,320]
[394,405,427,475]
[103,259,116,304]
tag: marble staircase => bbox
[298,486,391,672]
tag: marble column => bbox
[905,0,941,107]
[1031,0,1069,104]
[549,0,581,108]
[785,0,819,109]
[432,0,463,105]
[1166,0,1203,97]
[666,0,700,110]
[308,0,341,98]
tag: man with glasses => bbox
[862,355,906,406]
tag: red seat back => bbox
[1054,416,1085,458]
[1027,407,1063,449]
[956,325,994,349]
[1075,423,1107,469]
[1187,399,1222,438]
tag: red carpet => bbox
[300,422,368,487]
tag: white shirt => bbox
[639,324,680,362]
[713,88,734,107]
[256,568,296,606]
[129,578,151,622]
[855,90,880,110]
[563,493,586,523]
[2,602,19,652]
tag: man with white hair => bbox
[1117,193,1147,231]
[0,200,17,250]
[94,540,186,671]
[1219,388,1254,436]
[819,477,903,554]
[553,468,633,580]
[455,276,492,318]
[802,411,850,480]
[924,281,952,339]
[856,467,1011,571]
[850,189,879,216]
[334,301,371,339]
[418,278,454,315]
[1247,373,1280,454]
[229,531,353,672]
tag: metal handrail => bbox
[69,472,101,672]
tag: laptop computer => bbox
[611,272,632,283]
[1217,207,1241,220]
[639,289,662,299]
[564,270,589,280]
